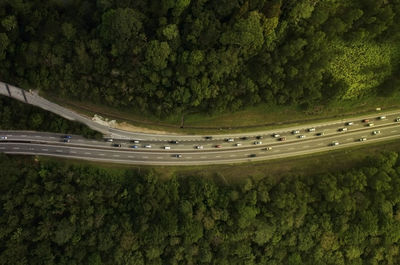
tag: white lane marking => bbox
[304,145,310,148]
[128,155,134,158]
[391,130,397,133]
[49,136,55,139]
[230,154,236,157]
[84,152,91,155]
[244,154,249,156]
[70,151,77,154]
[187,156,192,159]
[216,155,221,158]
[346,138,352,140]
[21,135,27,137]
[113,154,120,157]
[35,135,41,138]
[12,147,20,150]
[288,147,294,150]
[142,156,149,159]
[157,156,162,159]
[99,153,105,156]
[42,148,48,151]
[317,143,323,146]
[200,156,207,158]
[56,150,63,152]
[77,139,83,142]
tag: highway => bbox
[1,113,400,165]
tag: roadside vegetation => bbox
[1,150,400,264]
[1,0,400,119]
[0,96,103,139]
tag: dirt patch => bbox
[115,121,174,135]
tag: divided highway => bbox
[1,114,400,165]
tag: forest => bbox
[0,95,103,139]
[1,151,400,264]
[1,0,400,117]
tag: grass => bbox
[36,138,400,186]
[41,91,400,135]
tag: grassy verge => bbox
[42,91,400,135]
[37,138,400,185]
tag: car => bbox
[307,128,316,132]
[367,123,374,127]
[298,135,306,139]
[346,122,354,126]
[131,145,139,148]
[195,145,204,149]
[64,135,72,139]
[204,136,213,140]
[240,136,249,140]
[215,144,222,148]
[395,117,400,122]
[372,130,381,135]
[132,140,140,144]
[249,154,257,158]
[338,127,348,132]
[362,119,369,123]
[279,137,286,141]
[331,141,339,146]
[254,141,262,145]
[0,136,7,140]
[63,139,70,143]
[256,135,263,139]
[226,138,234,142]
[316,132,324,136]
[113,143,122,147]
[169,140,179,144]
[262,147,272,151]
[105,138,113,142]
[378,116,386,120]
[164,146,171,150]
[292,130,300,134]
[272,133,280,138]
[235,143,242,147]
[174,154,182,158]
[144,144,152,148]
[359,137,367,142]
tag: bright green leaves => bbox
[145,40,171,71]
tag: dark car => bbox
[169,140,179,144]
[63,139,70,143]
[113,143,122,147]
[240,136,249,140]
[64,135,72,139]
[174,154,182,158]
[249,154,257,157]
[256,135,263,139]
[204,136,213,140]
[215,144,222,148]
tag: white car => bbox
[164,146,171,150]
[379,116,386,120]
[132,140,140,144]
[272,133,280,138]
[339,127,348,132]
[227,138,234,142]
[144,144,152,148]
[196,145,203,149]
[106,138,113,142]
[292,130,300,134]
[359,137,367,142]
[307,128,316,132]
[372,130,380,135]
[368,123,374,127]
[331,141,339,146]
[262,147,272,151]
[298,135,306,139]
[346,122,354,126]
[395,117,400,122]
[235,143,242,147]
[0,136,7,140]
[254,141,262,145]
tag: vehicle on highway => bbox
[204,136,213,140]
[144,144,152,148]
[362,119,369,123]
[174,154,182,158]
[131,140,140,144]
[0,136,8,140]
[372,130,381,135]
[279,137,286,141]
[105,138,113,142]
[346,122,354,126]
[63,139,70,143]
[195,145,204,149]
[316,132,324,136]
[331,141,339,146]
[249,154,257,157]
[378,116,386,120]
[395,117,400,122]
[131,145,139,148]
[367,123,374,127]
[298,135,306,138]
[272,133,280,138]
[113,143,122,147]
[164,146,171,150]
[292,130,300,134]
[215,144,222,148]
[240,136,249,140]
[359,137,367,142]
[64,135,72,139]
[307,128,316,132]
[226,138,234,142]
[169,140,179,144]
[254,141,262,145]
[262,147,272,151]
[338,127,348,132]
[256,135,263,139]
[235,143,242,147]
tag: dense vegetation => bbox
[1,0,400,117]
[0,96,103,139]
[1,151,400,264]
